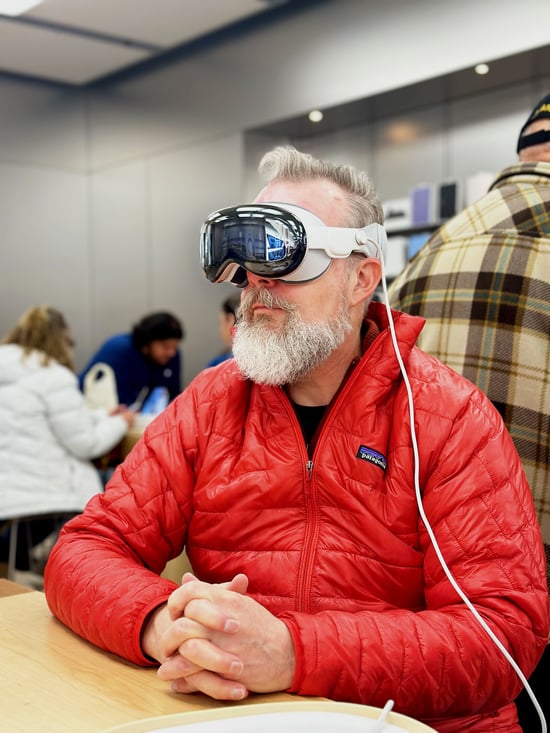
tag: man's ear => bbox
[349,257,382,307]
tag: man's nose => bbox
[246,272,277,288]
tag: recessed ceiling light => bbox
[386,121,420,143]
[474,63,490,75]
[308,110,324,123]
[0,0,43,15]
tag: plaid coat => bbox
[389,162,550,581]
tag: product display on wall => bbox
[382,169,496,276]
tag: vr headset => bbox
[200,203,387,287]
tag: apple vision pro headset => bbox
[200,202,387,287]
[200,201,547,732]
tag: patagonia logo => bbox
[356,445,387,471]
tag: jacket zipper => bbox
[295,456,319,613]
[277,362,368,613]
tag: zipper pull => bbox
[306,459,314,479]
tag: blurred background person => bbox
[79,311,184,408]
[389,92,550,732]
[205,293,241,368]
[0,306,134,575]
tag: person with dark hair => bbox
[205,293,241,368]
[79,311,184,407]
[0,306,134,573]
[389,93,550,731]
[46,148,547,732]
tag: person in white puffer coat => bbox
[0,306,135,562]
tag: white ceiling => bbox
[0,0,293,86]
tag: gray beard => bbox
[232,288,352,386]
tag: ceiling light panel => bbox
[0,0,43,16]
[0,17,150,84]
[24,0,275,46]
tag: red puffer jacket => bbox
[45,304,548,732]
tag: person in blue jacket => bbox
[79,312,184,408]
[205,293,241,369]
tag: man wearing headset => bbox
[45,147,548,732]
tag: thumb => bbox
[181,571,198,585]
[180,571,248,594]
[227,573,249,595]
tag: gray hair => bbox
[258,146,384,227]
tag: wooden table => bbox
[0,578,32,597]
[0,589,301,732]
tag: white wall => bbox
[86,135,245,383]
[290,81,540,202]
[84,0,550,171]
[1,0,549,386]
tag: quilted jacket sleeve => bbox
[44,390,198,664]
[280,362,549,722]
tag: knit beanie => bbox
[517,93,550,153]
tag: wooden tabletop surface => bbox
[0,577,33,597]
[0,589,301,733]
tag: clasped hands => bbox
[142,572,295,701]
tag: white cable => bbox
[370,699,395,732]
[376,251,547,733]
